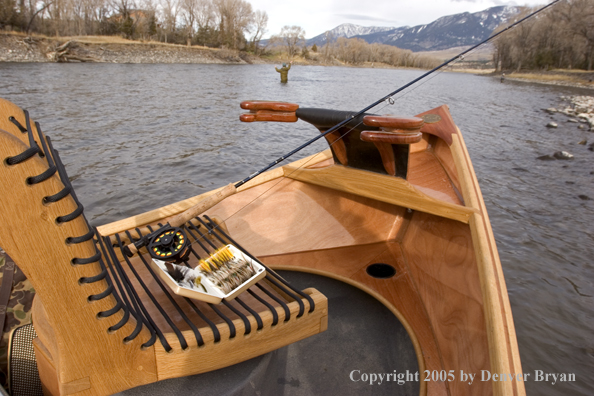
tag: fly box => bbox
[151,244,266,304]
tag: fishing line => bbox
[131,0,563,261]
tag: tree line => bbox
[1,0,439,69]
[0,0,268,51]
[268,28,439,69]
[319,36,439,69]
[3,0,592,71]
[493,0,594,71]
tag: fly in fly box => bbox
[151,244,266,304]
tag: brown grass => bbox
[416,45,494,62]
[60,35,215,50]
[2,31,214,50]
[508,73,581,82]
[502,71,594,89]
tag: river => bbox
[1,63,593,395]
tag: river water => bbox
[1,63,593,395]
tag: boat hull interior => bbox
[0,98,524,396]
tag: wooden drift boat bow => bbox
[232,101,525,396]
[0,96,524,396]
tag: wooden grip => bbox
[360,115,425,177]
[362,115,424,130]
[361,115,424,145]
[240,100,299,123]
[360,130,423,145]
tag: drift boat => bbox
[0,97,524,396]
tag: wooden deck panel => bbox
[204,177,406,256]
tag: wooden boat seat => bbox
[0,98,328,395]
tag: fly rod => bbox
[124,0,561,260]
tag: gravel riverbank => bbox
[547,95,594,130]
[0,33,265,64]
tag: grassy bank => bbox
[499,70,594,89]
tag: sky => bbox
[248,0,551,39]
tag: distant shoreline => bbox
[2,32,592,90]
[495,71,594,90]
[0,32,267,65]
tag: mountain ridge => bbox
[306,6,524,52]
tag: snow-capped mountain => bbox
[311,23,396,44]
[306,6,523,51]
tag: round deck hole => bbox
[366,263,396,279]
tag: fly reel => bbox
[147,226,190,262]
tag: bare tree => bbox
[46,0,64,35]
[493,1,594,71]
[25,0,53,33]
[570,0,594,70]
[321,31,334,62]
[180,0,198,44]
[231,0,252,48]
[278,25,305,58]
[314,36,437,68]
[249,9,266,54]
[0,0,19,30]
[158,0,178,43]
[195,0,213,28]
[212,0,253,49]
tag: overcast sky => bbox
[249,0,550,39]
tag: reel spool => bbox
[147,226,189,262]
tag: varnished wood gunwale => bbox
[449,132,525,396]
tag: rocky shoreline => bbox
[537,95,594,162]
[0,33,265,64]
[545,95,594,131]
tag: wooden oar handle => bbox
[360,116,425,177]
[360,130,423,145]
[362,115,424,131]
[124,183,237,256]
[239,101,299,122]
[361,115,424,145]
